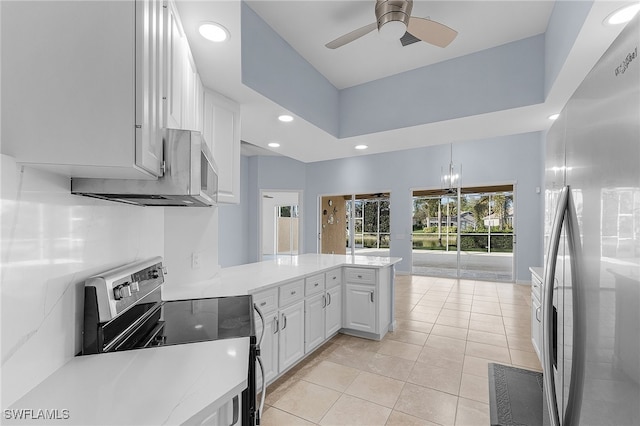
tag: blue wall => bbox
[218,156,251,267]
[221,133,544,282]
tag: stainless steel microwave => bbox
[72,129,218,207]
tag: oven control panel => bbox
[84,256,166,323]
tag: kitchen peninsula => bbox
[6,254,400,425]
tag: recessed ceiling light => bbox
[355,145,368,150]
[278,114,294,123]
[548,113,560,120]
[604,3,640,25]
[268,142,280,148]
[198,22,229,42]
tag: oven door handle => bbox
[256,355,266,425]
[253,303,265,349]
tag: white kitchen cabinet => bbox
[2,0,164,179]
[325,285,342,336]
[197,393,240,426]
[278,301,305,372]
[343,267,391,339]
[304,293,326,353]
[164,0,202,132]
[344,283,377,333]
[254,312,279,389]
[530,269,543,363]
[203,90,241,204]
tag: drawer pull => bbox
[357,275,363,279]
[332,276,337,280]
[314,283,319,287]
[291,290,296,295]
[260,301,267,307]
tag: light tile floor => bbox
[260,275,541,426]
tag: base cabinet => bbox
[255,313,278,389]
[304,293,326,353]
[344,283,377,333]
[325,285,342,336]
[531,271,543,362]
[278,301,305,372]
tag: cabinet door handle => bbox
[322,295,327,308]
[370,291,374,303]
[274,316,279,334]
[536,307,541,323]
[282,314,287,330]
[327,292,331,306]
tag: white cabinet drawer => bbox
[305,273,325,296]
[279,280,304,307]
[345,268,376,284]
[326,268,342,289]
[253,288,278,314]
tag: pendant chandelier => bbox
[441,143,460,195]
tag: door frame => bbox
[259,189,303,261]
[409,181,517,281]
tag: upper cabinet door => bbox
[135,0,164,177]
[203,90,241,204]
[164,0,184,130]
[2,0,164,179]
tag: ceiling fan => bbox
[325,0,458,49]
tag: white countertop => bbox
[162,253,402,301]
[6,338,249,425]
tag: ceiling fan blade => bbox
[407,17,458,48]
[325,22,377,49]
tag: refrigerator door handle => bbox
[543,186,568,426]
[564,188,586,426]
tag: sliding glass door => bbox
[412,186,514,281]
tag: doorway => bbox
[320,193,390,257]
[411,185,515,281]
[261,191,301,261]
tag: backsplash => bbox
[1,155,164,407]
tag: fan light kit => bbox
[603,3,640,25]
[278,114,294,122]
[326,0,457,49]
[268,142,281,148]
[199,22,229,42]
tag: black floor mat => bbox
[488,363,544,426]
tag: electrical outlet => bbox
[191,252,201,270]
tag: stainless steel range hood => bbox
[72,129,218,207]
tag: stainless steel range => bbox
[81,257,261,425]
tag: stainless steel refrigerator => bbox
[543,14,639,426]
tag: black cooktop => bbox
[160,295,255,345]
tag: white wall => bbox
[1,154,220,407]
[0,155,163,406]
[218,156,251,267]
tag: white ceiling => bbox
[177,1,631,163]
